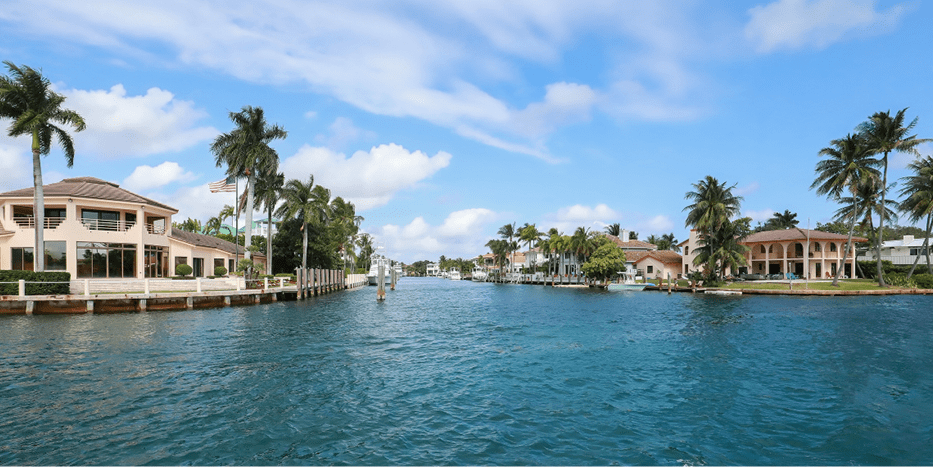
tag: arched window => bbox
[768,245,773,254]
[830,243,837,252]
[760,245,766,254]
[684,246,689,256]
[814,242,822,252]
[795,243,804,256]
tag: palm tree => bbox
[812,133,881,286]
[275,176,317,276]
[356,233,374,272]
[212,106,286,261]
[662,233,680,252]
[684,175,743,278]
[604,223,621,237]
[857,108,931,286]
[519,223,542,272]
[498,223,517,273]
[645,234,661,247]
[332,197,363,273]
[204,216,223,235]
[898,156,933,277]
[764,210,799,230]
[695,217,751,279]
[0,62,86,271]
[835,179,898,277]
[253,170,285,274]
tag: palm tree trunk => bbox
[301,222,308,273]
[244,172,255,260]
[832,207,859,287]
[907,214,932,279]
[267,208,273,275]
[927,212,933,275]
[32,144,45,272]
[876,153,889,286]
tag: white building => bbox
[859,235,932,266]
[426,262,439,276]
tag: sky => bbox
[2,0,932,263]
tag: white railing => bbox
[146,223,166,235]
[81,219,136,232]
[12,216,66,229]
[858,255,932,265]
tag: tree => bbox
[253,169,285,274]
[356,233,375,273]
[276,176,319,276]
[763,210,799,230]
[332,196,363,273]
[662,233,680,252]
[0,62,86,271]
[172,217,202,233]
[629,231,638,240]
[812,133,881,285]
[519,223,542,273]
[835,178,898,269]
[898,155,933,277]
[694,217,751,280]
[498,223,517,273]
[604,223,621,237]
[581,237,626,285]
[683,175,743,278]
[212,106,286,261]
[857,108,931,286]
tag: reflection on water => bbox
[1,279,932,465]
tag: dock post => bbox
[145,279,150,295]
[264,277,269,290]
[186,296,193,309]
[391,268,397,290]
[668,273,672,295]
[25,301,34,315]
[18,279,25,297]
[139,299,147,311]
[196,277,202,293]
[87,300,94,313]
[377,264,386,301]
[84,279,90,296]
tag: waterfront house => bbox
[680,228,866,279]
[605,234,683,279]
[0,177,265,279]
[426,262,439,276]
[858,235,932,267]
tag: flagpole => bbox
[806,218,810,289]
[235,177,239,264]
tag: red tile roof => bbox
[741,228,867,244]
[626,250,683,265]
[604,234,657,250]
[0,177,177,212]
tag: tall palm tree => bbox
[765,210,799,230]
[332,197,363,273]
[275,176,317,276]
[662,233,680,252]
[898,156,933,277]
[253,170,285,274]
[604,223,621,237]
[684,175,743,278]
[519,223,542,272]
[645,234,661,247]
[0,62,86,271]
[812,133,881,286]
[835,179,898,276]
[204,216,223,235]
[857,108,931,286]
[498,223,517,273]
[212,106,286,261]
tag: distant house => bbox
[0,177,265,279]
[859,235,932,266]
[426,262,439,276]
[680,227,866,279]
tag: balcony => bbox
[81,218,136,232]
[146,223,166,235]
[12,216,66,229]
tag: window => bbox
[214,258,225,274]
[193,258,204,277]
[145,245,168,278]
[647,265,653,273]
[45,241,67,270]
[761,245,766,254]
[229,259,236,274]
[768,245,773,254]
[814,242,822,252]
[830,243,837,252]
[77,242,136,278]
[910,248,929,256]
[11,247,34,271]
[684,246,689,256]
[795,243,804,256]
[82,209,120,231]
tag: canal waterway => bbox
[1,277,932,465]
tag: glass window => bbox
[45,208,66,218]
[193,258,204,277]
[82,209,120,231]
[123,248,136,278]
[229,258,235,273]
[795,243,803,256]
[647,265,653,273]
[760,245,766,254]
[830,243,837,252]
[76,242,137,278]
[145,245,168,278]
[45,241,67,270]
[12,247,34,271]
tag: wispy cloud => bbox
[122,161,196,192]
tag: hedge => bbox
[0,270,71,295]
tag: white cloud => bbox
[280,143,452,210]
[542,203,623,234]
[745,0,907,53]
[744,209,776,223]
[58,84,217,159]
[369,208,498,262]
[509,82,597,139]
[315,117,376,149]
[122,161,196,192]
[0,141,29,191]
[153,183,238,223]
[891,142,933,170]
[734,182,761,196]
[636,215,675,233]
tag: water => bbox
[1,278,932,465]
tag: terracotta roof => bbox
[604,234,658,250]
[741,228,867,244]
[170,229,266,258]
[627,250,683,265]
[0,177,177,213]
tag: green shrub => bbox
[0,270,71,295]
[912,273,933,289]
[214,266,228,276]
[275,273,296,281]
[883,272,917,288]
[175,263,193,277]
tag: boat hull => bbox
[607,283,648,291]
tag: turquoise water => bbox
[1,278,932,465]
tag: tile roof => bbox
[170,229,266,258]
[626,250,683,265]
[0,177,177,213]
[741,228,867,244]
[604,234,658,250]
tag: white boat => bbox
[367,254,392,286]
[471,266,487,282]
[448,267,461,281]
[607,268,648,291]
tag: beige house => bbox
[679,227,866,279]
[1,177,264,279]
[605,234,684,279]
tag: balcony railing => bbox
[81,219,136,232]
[12,216,66,229]
[146,223,166,235]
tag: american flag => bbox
[209,176,237,193]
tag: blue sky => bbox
[2,0,931,263]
